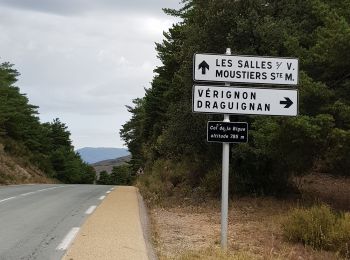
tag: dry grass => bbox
[150,198,340,260]
[0,152,55,185]
[147,174,350,260]
[295,173,350,211]
[161,247,254,260]
[282,204,350,257]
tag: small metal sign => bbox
[207,121,248,143]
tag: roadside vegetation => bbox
[96,165,134,185]
[144,172,350,259]
[121,0,350,195]
[283,204,350,257]
[0,62,95,184]
[163,248,253,260]
[120,0,350,258]
[151,199,345,260]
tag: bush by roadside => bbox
[96,165,134,185]
[282,204,350,257]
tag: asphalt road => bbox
[0,184,114,260]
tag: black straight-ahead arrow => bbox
[280,97,293,108]
[198,60,209,75]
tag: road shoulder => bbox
[63,186,151,260]
[138,190,157,260]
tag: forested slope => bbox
[121,0,350,197]
[0,62,95,184]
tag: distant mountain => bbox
[76,147,130,164]
[91,155,131,174]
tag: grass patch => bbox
[282,204,350,257]
[161,247,254,260]
[137,159,209,206]
[0,169,16,184]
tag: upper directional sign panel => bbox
[193,53,299,85]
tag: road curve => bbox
[0,184,114,260]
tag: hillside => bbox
[91,155,131,174]
[0,144,54,185]
[76,147,130,164]
[0,62,95,185]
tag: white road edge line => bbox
[99,195,106,200]
[0,196,16,203]
[20,191,36,196]
[85,205,97,215]
[56,227,80,250]
[0,186,66,204]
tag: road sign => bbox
[193,85,298,116]
[193,53,299,85]
[207,121,248,143]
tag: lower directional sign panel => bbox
[207,121,248,143]
[193,85,298,116]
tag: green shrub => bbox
[282,204,350,256]
[201,165,221,197]
[325,128,350,176]
[137,158,210,205]
[110,165,132,185]
[136,171,168,205]
[97,171,111,185]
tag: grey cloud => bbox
[0,0,181,15]
[0,0,82,15]
[0,1,180,148]
[39,112,130,149]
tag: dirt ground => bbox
[149,174,349,260]
[296,173,350,211]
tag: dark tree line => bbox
[121,0,350,196]
[0,62,95,184]
[97,165,133,185]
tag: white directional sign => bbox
[193,85,298,116]
[194,53,299,85]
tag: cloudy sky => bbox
[0,0,181,149]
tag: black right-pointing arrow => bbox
[280,97,293,108]
[198,60,210,75]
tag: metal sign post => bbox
[192,48,299,250]
[221,48,231,249]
